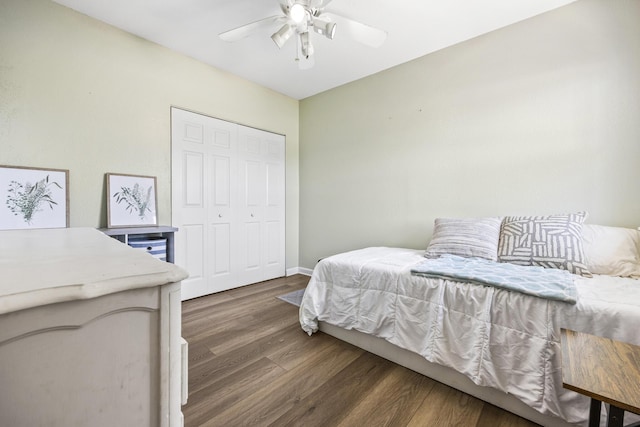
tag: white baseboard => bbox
[286,267,313,277]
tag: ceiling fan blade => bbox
[326,12,387,48]
[219,15,285,42]
[309,0,333,8]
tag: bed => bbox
[299,214,640,427]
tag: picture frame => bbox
[106,173,158,228]
[0,165,70,230]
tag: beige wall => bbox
[299,0,640,268]
[0,0,300,269]
[3,0,640,272]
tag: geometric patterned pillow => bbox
[497,212,592,277]
[425,216,504,261]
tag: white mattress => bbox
[299,247,640,425]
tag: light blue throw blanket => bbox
[411,254,577,304]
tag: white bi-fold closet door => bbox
[171,107,286,300]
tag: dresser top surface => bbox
[0,227,188,315]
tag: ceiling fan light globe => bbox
[313,21,336,40]
[327,22,336,39]
[290,3,306,24]
[271,24,294,48]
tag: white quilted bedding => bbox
[299,247,640,425]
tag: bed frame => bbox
[319,322,578,427]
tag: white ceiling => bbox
[52,0,576,100]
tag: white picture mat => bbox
[0,166,69,230]
[107,174,158,227]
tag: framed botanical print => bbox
[106,173,158,228]
[0,165,69,230]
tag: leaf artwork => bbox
[113,183,153,220]
[5,175,62,224]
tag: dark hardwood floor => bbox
[181,275,540,427]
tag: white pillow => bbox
[581,224,640,278]
[425,216,503,261]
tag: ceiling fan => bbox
[219,0,387,69]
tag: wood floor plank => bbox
[183,284,297,341]
[181,275,541,427]
[476,403,540,427]
[199,310,300,357]
[268,351,396,426]
[184,356,285,426]
[186,341,216,369]
[267,327,337,372]
[182,291,234,318]
[336,363,436,427]
[407,381,484,426]
[200,339,364,427]
[188,323,301,395]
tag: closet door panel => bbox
[243,160,263,210]
[172,112,207,300]
[238,127,266,286]
[207,121,238,293]
[173,108,238,298]
[262,134,286,280]
[239,221,262,285]
[266,220,281,265]
[183,153,204,207]
[211,223,231,275]
[237,156,264,285]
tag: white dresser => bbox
[0,227,189,427]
